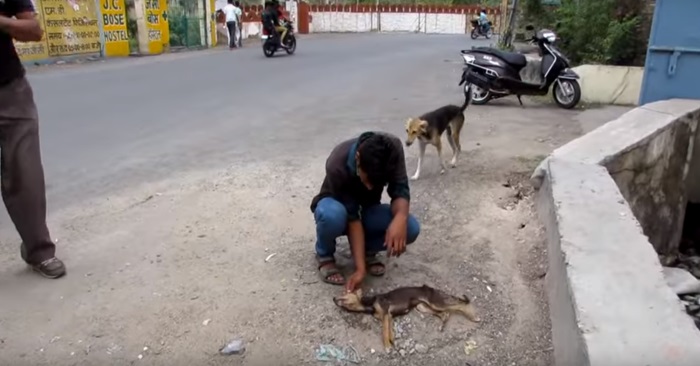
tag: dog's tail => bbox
[460,90,471,112]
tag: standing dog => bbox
[333,285,480,350]
[404,93,470,180]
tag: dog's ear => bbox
[355,288,363,298]
[462,294,471,304]
[419,120,428,130]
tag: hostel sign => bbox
[101,0,129,56]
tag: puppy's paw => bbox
[410,174,420,181]
[450,162,457,168]
[440,169,446,175]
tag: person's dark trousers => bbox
[226,21,237,48]
[237,21,243,47]
[0,77,56,265]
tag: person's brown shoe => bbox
[31,257,66,279]
[20,243,67,279]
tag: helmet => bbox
[481,8,486,13]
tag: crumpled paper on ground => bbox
[314,344,361,363]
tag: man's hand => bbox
[385,215,408,257]
[346,269,366,293]
[0,13,44,42]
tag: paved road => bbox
[28,33,488,213]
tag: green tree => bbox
[554,0,648,66]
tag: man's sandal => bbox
[317,256,345,285]
[366,255,386,277]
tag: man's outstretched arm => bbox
[0,10,43,42]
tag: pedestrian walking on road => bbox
[223,0,241,49]
[235,1,243,47]
[0,0,67,278]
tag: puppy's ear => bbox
[355,288,363,298]
[462,294,471,304]
[419,120,429,130]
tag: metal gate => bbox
[639,0,700,105]
[168,0,209,49]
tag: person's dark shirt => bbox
[262,8,279,28]
[0,0,34,85]
[310,132,411,221]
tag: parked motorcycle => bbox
[261,20,297,57]
[470,19,493,39]
[458,26,581,109]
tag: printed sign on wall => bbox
[145,0,169,54]
[41,0,101,57]
[101,0,129,56]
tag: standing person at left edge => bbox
[0,0,67,278]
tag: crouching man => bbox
[310,132,421,292]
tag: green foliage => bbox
[168,12,204,48]
[522,0,554,29]
[553,0,648,66]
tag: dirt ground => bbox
[0,34,634,365]
[0,96,630,366]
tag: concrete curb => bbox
[532,99,700,366]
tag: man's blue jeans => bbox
[314,197,421,259]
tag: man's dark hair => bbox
[234,0,240,6]
[357,134,399,187]
[227,0,233,4]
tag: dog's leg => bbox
[417,302,449,331]
[437,311,451,331]
[450,116,465,168]
[410,140,427,180]
[382,313,394,351]
[446,131,457,168]
[447,303,481,323]
[434,137,447,174]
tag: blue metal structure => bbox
[639,0,700,105]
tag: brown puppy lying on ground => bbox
[404,93,470,180]
[333,285,480,350]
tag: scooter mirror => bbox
[525,24,535,31]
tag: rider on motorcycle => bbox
[262,0,288,47]
[478,8,490,34]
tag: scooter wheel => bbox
[469,84,492,105]
[470,29,478,40]
[485,29,493,39]
[552,79,581,109]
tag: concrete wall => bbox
[518,58,643,106]
[532,99,700,366]
[688,128,700,203]
[574,65,643,106]
[308,11,466,34]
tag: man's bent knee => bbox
[406,215,421,244]
[314,198,347,234]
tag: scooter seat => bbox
[472,47,527,68]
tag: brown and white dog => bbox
[404,94,470,180]
[333,285,480,351]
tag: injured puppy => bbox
[333,285,480,351]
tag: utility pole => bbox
[500,0,508,34]
[499,0,519,50]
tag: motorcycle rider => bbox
[262,0,288,47]
[478,8,490,34]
